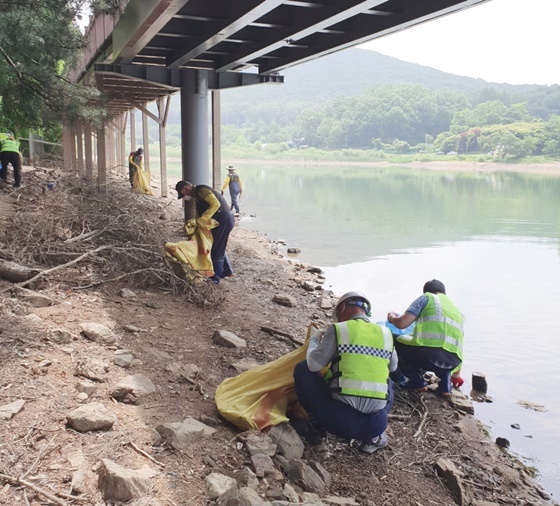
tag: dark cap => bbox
[176,180,188,199]
[423,279,446,295]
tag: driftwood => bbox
[127,441,166,467]
[0,259,40,283]
[260,326,305,346]
[0,473,66,506]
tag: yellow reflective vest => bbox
[0,137,20,153]
[398,293,464,359]
[327,319,393,399]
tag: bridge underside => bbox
[75,0,490,193]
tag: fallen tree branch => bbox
[0,473,66,506]
[127,441,166,467]
[413,395,430,438]
[1,245,110,292]
[20,436,59,480]
[260,326,305,346]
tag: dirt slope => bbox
[0,169,556,506]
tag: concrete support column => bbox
[76,123,84,174]
[142,109,150,172]
[84,123,93,185]
[70,126,77,170]
[180,69,209,186]
[119,114,127,176]
[211,90,221,190]
[130,110,136,153]
[96,122,107,195]
[157,97,168,198]
[62,126,72,171]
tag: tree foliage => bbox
[0,0,103,138]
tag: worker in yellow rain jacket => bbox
[0,133,22,188]
[387,279,465,398]
[128,147,144,187]
[293,291,397,454]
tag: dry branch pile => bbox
[0,170,220,304]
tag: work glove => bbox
[451,375,464,389]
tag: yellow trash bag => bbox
[164,217,218,279]
[215,323,321,431]
[133,169,154,196]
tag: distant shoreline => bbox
[225,158,560,176]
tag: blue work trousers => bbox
[229,188,240,213]
[293,360,393,442]
[394,342,454,393]
[211,212,235,279]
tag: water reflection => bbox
[235,163,560,498]
[234,165,560,266]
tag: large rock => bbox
[66,402,117,432]
[268,424,304,460]
[74,357,110,382]
[435,458,472,506]
[97,459,156,502]
[213,330,247,348]
[238,430,277,457]
[80,322,117,344]
[0,399,25,420]
[284,459,329,494]
[205,472,237,500]
[14,287,52,307]
[218,486,268,506]
[156,417,215,450]
[111,374,156,403]
[272,294,297,307]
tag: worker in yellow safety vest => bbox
[387,279,465,398]
[293,291,397,454]
[0,133,22,188]
[220,165,243,214]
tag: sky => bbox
[359,0,560,86]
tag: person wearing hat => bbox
[0,133,22,188]
[176,180,235,283]
[387,279,464,397]
[220,165,243,214]
[293,291,397,453]
[128,147,144,187]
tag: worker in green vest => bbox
[387,279,465,398]
[293,291,397,454]
[0,133,22,187]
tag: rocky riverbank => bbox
[0,168,557,505]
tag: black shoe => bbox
[289,418,326,445]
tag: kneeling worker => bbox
[387,279,464,397]
[293,291,396,453]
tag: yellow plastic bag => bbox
[215,323,321,431]
[164,217,219,279]
[133,169,154,196]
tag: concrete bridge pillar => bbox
[180,70,209,186]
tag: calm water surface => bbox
[233,164,560,498]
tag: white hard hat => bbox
[332,291,372,322]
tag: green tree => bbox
[0,0,103,136]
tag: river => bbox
[227,162,560,499]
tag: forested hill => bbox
[214,47,541,126]
[225,47,501,104]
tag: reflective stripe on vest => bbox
[330,320,393,399]
[0,138,20,153]
[404,293,464,358]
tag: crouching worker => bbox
[293,291,396,454]
[387,279,464,398]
